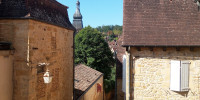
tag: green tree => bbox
[75,26,115,92]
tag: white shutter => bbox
[170,60,181,91]
[180,61,189,91]
[122,55,126,93]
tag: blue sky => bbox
[57,0,123,28]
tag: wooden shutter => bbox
[122,55,126,93]
[170,60,181,91]
[180,61,189,91]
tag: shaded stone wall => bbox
[0,19,30,100]
[0,51,13,100]
[0,19,74,100]
[130,47,200,99]
[117,78,124,100]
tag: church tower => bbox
[73,0,83,32]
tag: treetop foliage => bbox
[75,26,115,79]
[96,25,122,41]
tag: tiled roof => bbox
[108,37,125,78]
[116,37,125,78]
[0,0,75,30]
[123,0,200,46]
[74,64,103,99]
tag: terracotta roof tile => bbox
[123,0,200,46]
[74,64,103,99]
[116,37,125,78]
[108,37,126,78]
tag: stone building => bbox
[74,64,104,100]
[108,37,125,100]
[73,0,83,33]
[0,42,13,100]
[0,0,75,100]
[122,0,200,99]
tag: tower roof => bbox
[73,0,83,32]
[73,0,82,19]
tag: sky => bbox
[57,0,123,28]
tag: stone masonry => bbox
[130,47,200,99]
[0,19,74,100]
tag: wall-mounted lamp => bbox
[37,62,52,84]
[43,69,53,84]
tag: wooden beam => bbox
[190,47,194,51]
[176,47,180,51]
[162,47,166,51]
[149,47,153,51]
[136,47,141,51]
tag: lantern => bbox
[43,69,53,84]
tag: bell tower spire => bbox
[73,0,83,33]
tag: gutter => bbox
[125,46,130,100]
[0,18,76,31]
[73,31,75,100]
[122,45,200,47]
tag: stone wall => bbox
[0,19,30,99]
[117,78,124,100]
[80,76,104,100]
[0,19,74,100]
[130,47,200,99]
[0,50,13,100]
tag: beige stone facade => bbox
[0,19,74,100]
[128,47,200,99]
[79,76,104,100]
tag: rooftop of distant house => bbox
[0,0,75,30]
[123,0,200,47]
[74,64,103,99]
[108,36,125,78]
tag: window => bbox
[122,55,126,93]
[170,60,190,92]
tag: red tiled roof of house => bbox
[123,0,200,46]
[116,37,126,78]
[74,64,103,99]
[0,0,75,30]
[108,36,126,78]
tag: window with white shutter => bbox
[170,60,181,91]
[170,60,190,92]
[180,61,189,91]
[122,55,126,93]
